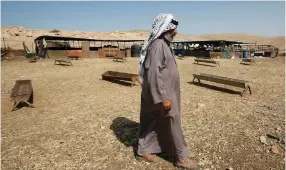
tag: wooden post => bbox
[117,41,119,57]
[65,41,67,57]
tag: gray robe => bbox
[137,38,190,160]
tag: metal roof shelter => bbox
[34,35,145,59]
[171,40,247,52]
[172,40,245,45]
[34,35,145,51]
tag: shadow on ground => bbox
[103,79,134,86]
[192,63,216,67]
[188,81,242,95]
[110,117,176,164]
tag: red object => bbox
[66,50,83,58]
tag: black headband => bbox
[171,19,179,25]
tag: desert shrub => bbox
[49,29,60,33]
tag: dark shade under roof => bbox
[172,40,245,45]
[34,35,145,42]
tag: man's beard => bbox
[164,32,175,42]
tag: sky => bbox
[1,1,285,36]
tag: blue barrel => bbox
[179,49,184,56]
[243,51,249,58]
[175,49,183,56]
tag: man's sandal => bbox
[136,154,158,162]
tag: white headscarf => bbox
[139,13,178,80]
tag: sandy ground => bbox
[1,56,285,170]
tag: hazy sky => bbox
[1,1,285,36]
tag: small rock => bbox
[260,136,268,145]
[270,145,281,154]
[100,126,105,130]
[26,33,33,37]
[266,149,270,153]
[226,168,234,170]
[197,103,205,109]
[275,127,282,131]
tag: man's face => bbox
[168,28,177,36]
[166,28,177,42]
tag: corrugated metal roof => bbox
[172,40,245,44]
[34,35,145,42]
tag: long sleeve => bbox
[147,42,172,104]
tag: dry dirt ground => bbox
[1,56,285,170]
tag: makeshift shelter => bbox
[34,35,144,59]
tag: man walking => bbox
[137,13,198,169]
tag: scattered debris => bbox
[270,145,282,154]
[260,136,268,145]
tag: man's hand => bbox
[138,76,143,86]
[162,99,172,111]
[160,99,172,116]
